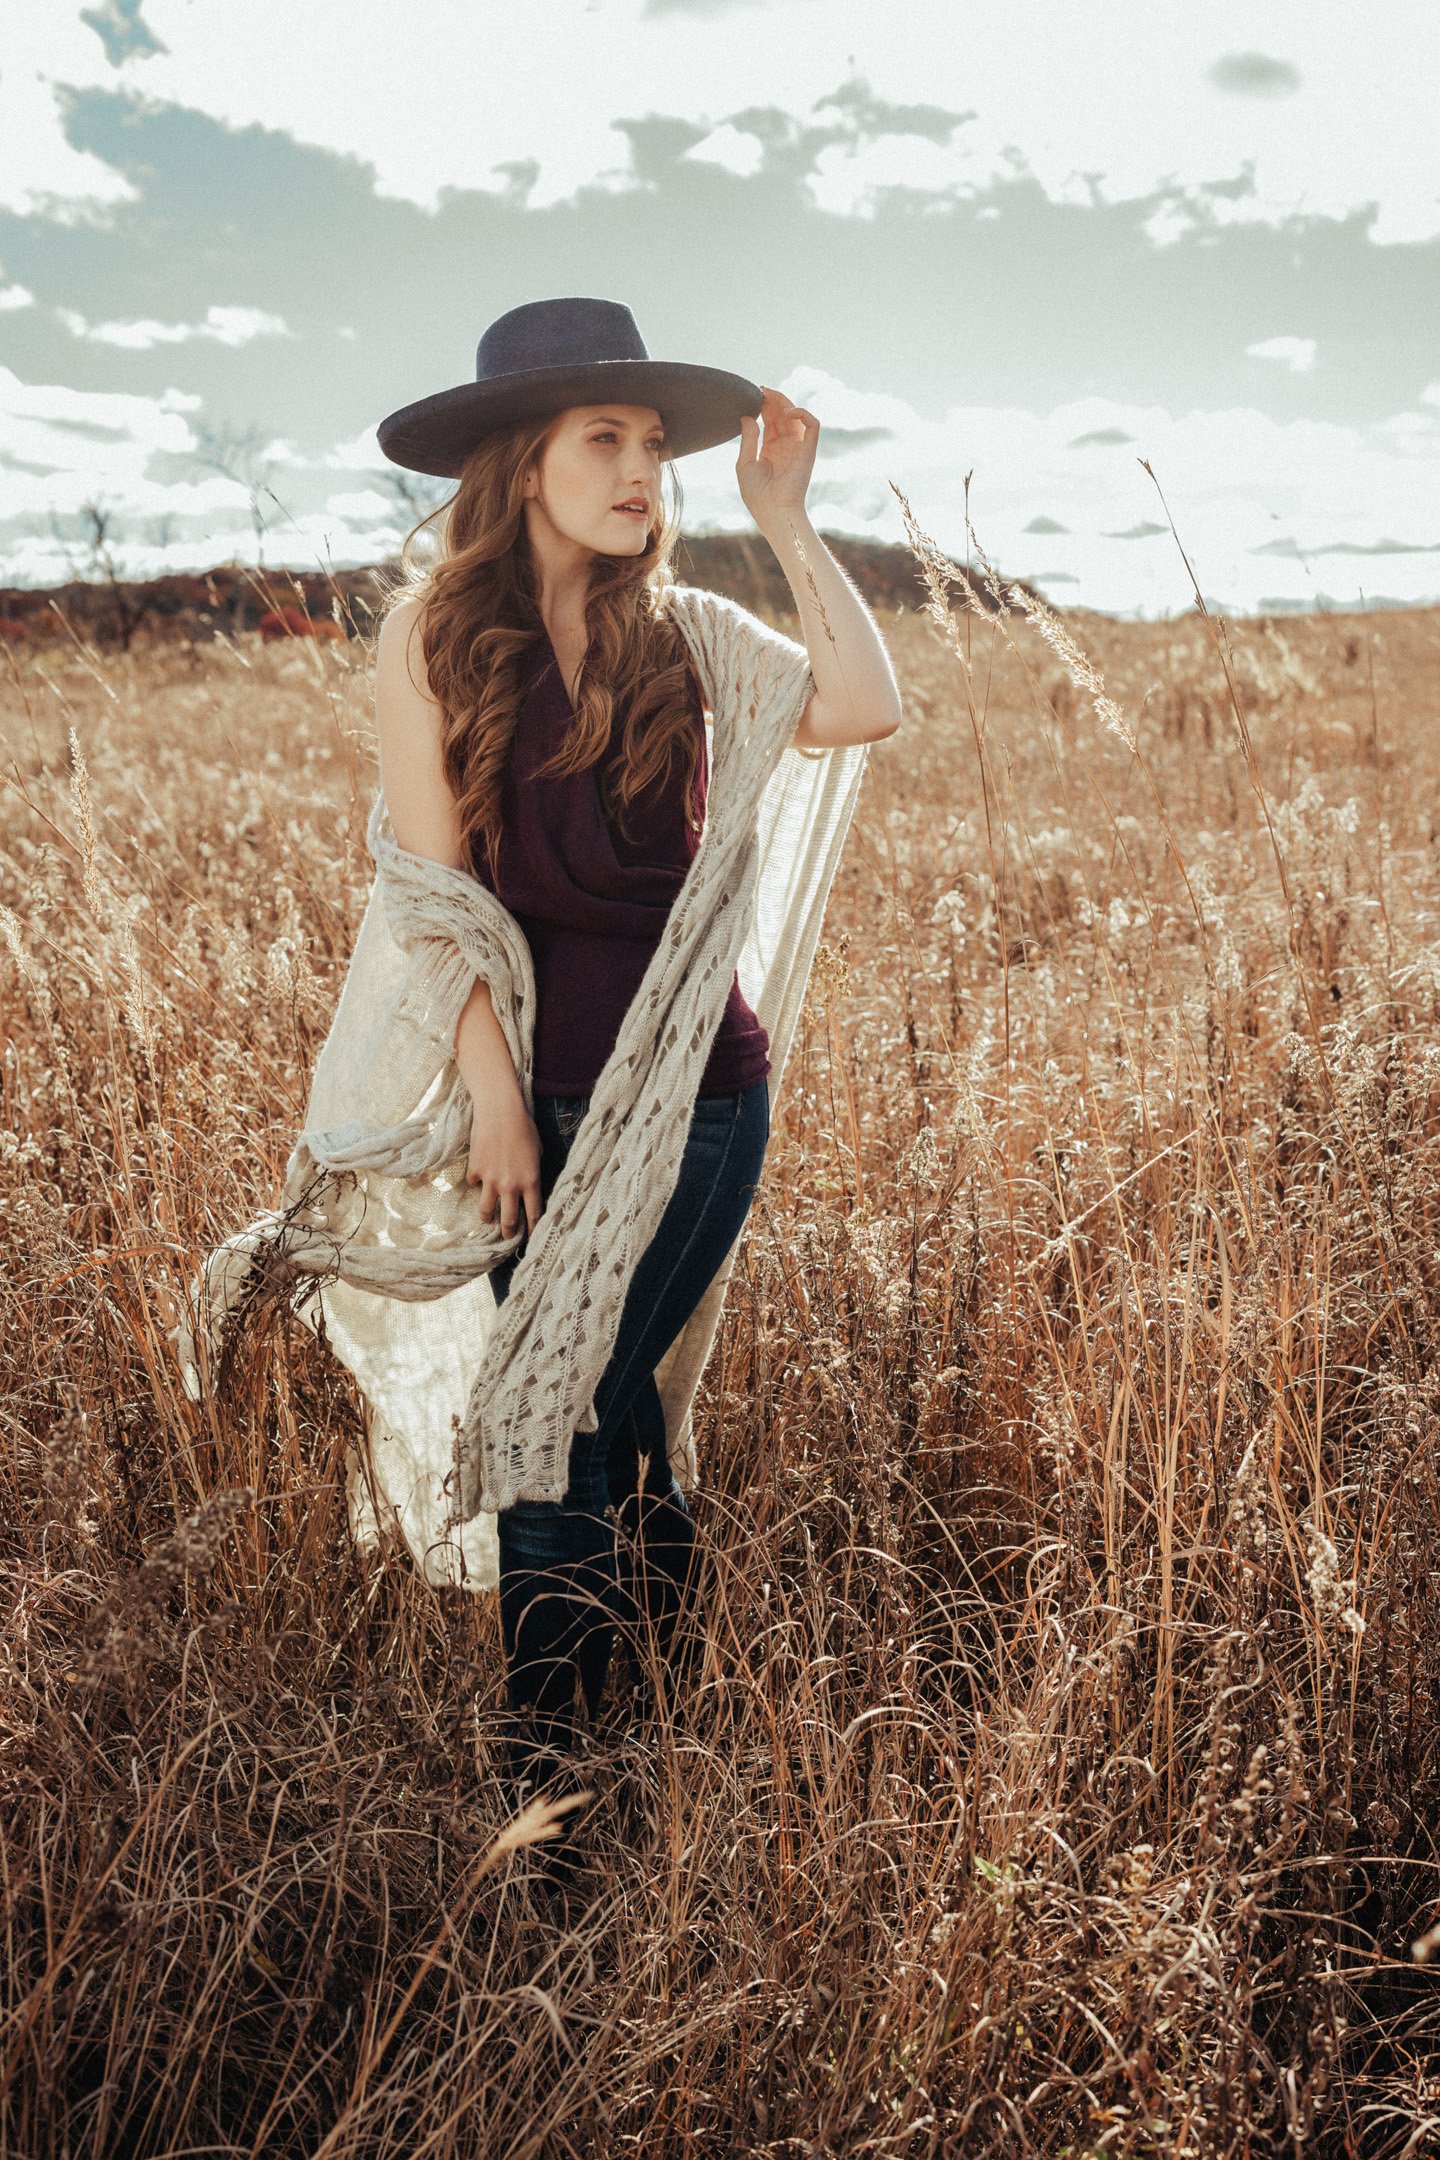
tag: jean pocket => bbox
[689,1090,742,1126]
[548,1096,591,1138]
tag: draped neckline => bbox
[523,619,705,873]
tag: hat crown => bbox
[476,297,650,383]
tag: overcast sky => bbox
[1,0,1437,615]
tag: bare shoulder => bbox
[373,595,463,864]
[375,594,435,707]
[375,597,445,769]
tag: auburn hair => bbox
[381,411,705,881]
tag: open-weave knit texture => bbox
[175,583,869,1593]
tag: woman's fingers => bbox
[469,1169,537,1240]
[754,396,817,460]
[759,385,812,430]
[469,1170,500,1217]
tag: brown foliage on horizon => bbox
[4,557,1440,2153]
[0,529,1035,656]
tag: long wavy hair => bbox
[381,412,704,881]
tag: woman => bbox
[371,297,901,1811]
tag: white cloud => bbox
[2,2,1437,244]
[1375,411,1440,452]
[1246,335,1317,374]
[58,302,291,348]
[6,359,1440,615]
[0,367,240,548]
[257,436,309,468]
[324,426,387,471]
[0,14,138,221]
[0,365,199,438]
[806,134,971,219]
[198,304,290,346]
[669,364,1440,616]
[0,281,35,311]
[324,488,397,522]
[1141,201,1196,250]
[260,509,406,572]
[0,368,410,582]
[683,125,765,179]
[202,304,289,345]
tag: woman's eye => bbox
[591,432,665,451]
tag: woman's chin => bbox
[596,528,652,559]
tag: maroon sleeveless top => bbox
[468,630,771,1098]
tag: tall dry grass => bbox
[4,544,1440,2157]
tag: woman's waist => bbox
[516,909,674,957]
[522,922,763,1010]
[519,918,668,995]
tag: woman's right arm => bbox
[374,600,543,1240]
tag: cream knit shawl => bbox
[176,583,868,1593]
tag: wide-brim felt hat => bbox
[376,296,763,477]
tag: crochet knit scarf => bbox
[176,583,868,1593]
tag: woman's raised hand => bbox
[736,385,819,536]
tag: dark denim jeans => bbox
[489,1076,771,1787]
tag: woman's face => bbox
[522,403,666,559]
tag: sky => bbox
[1,0,1437,616]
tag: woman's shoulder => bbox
[374,595,444,758]
[375,591,429,684]
[378,586,428,638]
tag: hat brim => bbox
[376,359,763,478]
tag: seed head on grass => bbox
[1004,581,1138,753]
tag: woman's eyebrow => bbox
[584,413,666,433]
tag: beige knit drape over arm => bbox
[176,583,870,1595]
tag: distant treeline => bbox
[0,530,1033,653]
[668,530,1034,622]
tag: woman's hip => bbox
[536,1079,769,1206]
[491,1077,771,1314]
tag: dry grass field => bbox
[5,541,1440,2157]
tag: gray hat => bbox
[376,296,763,477]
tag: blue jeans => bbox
[489,1077,771,1784]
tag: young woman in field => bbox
[366,296,901,1828]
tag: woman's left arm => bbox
[737,385,904,751]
